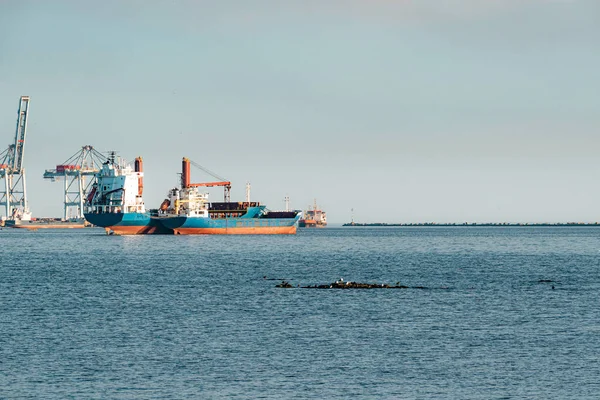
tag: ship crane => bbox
[0,96,31,221]
[43,145,108,220]
[183,158,231,202]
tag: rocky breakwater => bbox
[276,278,439,289]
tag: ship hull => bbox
[156,215,299,235]
[84,212,172,235]
[298,220,327,228]
[5,219,87,229]
[10,223,86,229]
[174,226,296,235]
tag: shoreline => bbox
[342,222,600,227]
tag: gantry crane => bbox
[0,96,31,221]
[43,145,107,220]
[183,158,231,202]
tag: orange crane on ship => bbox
[181,157,231,202]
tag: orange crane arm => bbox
[188,181,231,188]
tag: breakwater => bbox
[343,222,600,227]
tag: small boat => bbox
[298,199,327,228]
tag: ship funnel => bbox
[182,157,191,188]
[135,156,143,196]
[135,157,143,172]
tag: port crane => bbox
[182,158,231,202]
[43,145,108,219]
[0,96,31,221]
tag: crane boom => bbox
[188,181,232,188]
[12,96,30,172]
[182,157,231,202]
[189,159,228,182]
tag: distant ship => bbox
[153,158,301,234]
[298,199,327,228]
[83,154,170,235]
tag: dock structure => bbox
[0,96,31,222]
[43,145,108,220]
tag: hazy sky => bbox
[1,0,599,223]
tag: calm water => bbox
[1,226,599,399]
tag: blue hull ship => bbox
[156,206,300,235]
[83,154,173,234]
[84,211,172,234]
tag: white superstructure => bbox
[86,154,145,214]
[160,186,209,218]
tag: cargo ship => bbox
[298,199,327,228]
[153,158,301,234]
[4,217,87,229]
[83,154,170,235]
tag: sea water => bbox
[1,227,599,399]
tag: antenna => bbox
[106,150,118,165]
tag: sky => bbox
[1,0,599,223]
